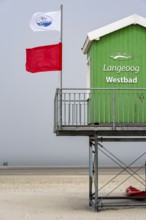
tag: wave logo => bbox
[36,15,52,27]
[110,52,132,60]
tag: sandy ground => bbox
[0,168,145,220]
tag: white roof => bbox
[82,14,146,54]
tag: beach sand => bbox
[0,168,145,220]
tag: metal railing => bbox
[54,88,146,130]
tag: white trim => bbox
[87,57,90,88]
[86,57,91,99]
[86,56,90,65]
[82,14,146,54]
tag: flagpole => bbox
[60,4,63,89]
[59,4,63,128]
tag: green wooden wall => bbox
[87,24,146,123]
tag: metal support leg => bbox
[94,135,99,211]
[89,138,93,206]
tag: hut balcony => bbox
[54,88,146,136]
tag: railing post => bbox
[59,88,62,129]
[54,89,57,132]
[112,89,116,130]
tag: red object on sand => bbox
[126,186,146,197]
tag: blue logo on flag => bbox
[36,16,52,27]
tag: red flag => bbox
[26,42,62,73]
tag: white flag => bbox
[29,11,61,32]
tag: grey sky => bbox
[0,0,146,166]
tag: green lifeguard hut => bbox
[54,14,146,211]
[82,14,146,125]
